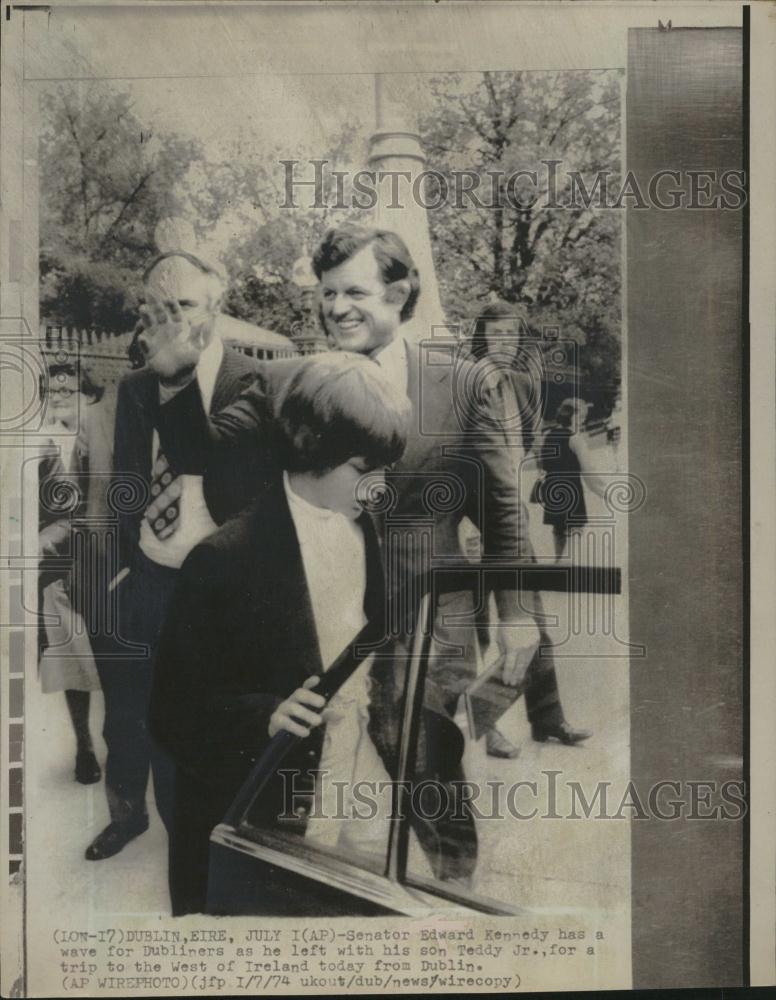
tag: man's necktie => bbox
[145,448,181,539]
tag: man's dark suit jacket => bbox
[149,477,477,912]
[156,334,533,612]
[113,344,266,570]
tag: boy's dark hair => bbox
[45,362,104,403]
[274,352,411,474]
[312,225,421,323]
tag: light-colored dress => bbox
[39,416,100,692]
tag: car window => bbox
[228,621,410,880]
[401,558,628,919]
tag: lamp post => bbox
[289,252,328,355]
[368,74,447,342]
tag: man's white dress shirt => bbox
[139,336,223,569]
[372,332,409,396]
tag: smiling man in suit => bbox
[149,225,589,762]
[85,250,268,862]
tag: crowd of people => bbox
[38,223,599,916]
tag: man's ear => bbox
[385,278,411,312]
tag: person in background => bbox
[465,303,544,756]
[536,396,609,562]
[468,300,543,458]
[465,299,542,757]
[38,362,111,785]
[84,249,266,862]
[465,301,592,752]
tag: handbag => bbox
[39,580,100,693]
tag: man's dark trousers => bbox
[93,551,178,832]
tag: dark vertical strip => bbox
[627,26,745,988]
[740,3,751,987]
[8,724,23,764]
[9,767,22,809]
[8,678,24,719]
[9,813,22,856]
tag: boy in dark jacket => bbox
[150,351,477,915]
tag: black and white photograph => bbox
[0,1,773,996]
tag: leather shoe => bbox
[485,727,520,759]
[75,750,101,785]
[85,816,149,861]
[532,721,592,745]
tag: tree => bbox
[418,70,623,407]
[217,125,367,339]
[40,84,202,329]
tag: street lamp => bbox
[289,252,328,355]
[368,74,447,342]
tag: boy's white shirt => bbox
[283,470,368,671]
[283,472,392,857]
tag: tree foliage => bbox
[40,85,201,329]
[419,70,622,402]
[216,126,368,335]
[39,74,623,408]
